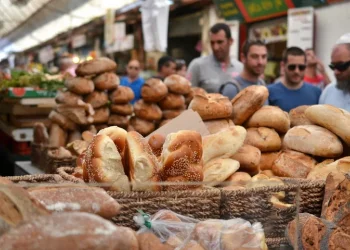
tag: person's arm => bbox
[317,59,331,86]
[187,59,200,87]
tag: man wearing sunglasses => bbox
[268,47,322,112]
[120,60,144,104]
[319,34,350,111]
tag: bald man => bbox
[319,34,350,111]
[120,60,145,104]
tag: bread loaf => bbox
[83,134,130,191]
[159,93,186,110]
[289,105,313,127]
[76,57,117,76]
[97,126,127,156]
[66,140,89,156]
[64,77,94,95]
[283,125,343,157]
[184,87,207,105]
[108,115,129,129]
[259,152,280,171]
[55,91,82,105]
[224,172,252,186]
[48,110,77,131]
[84,91,109,109]
[307,157,350,180]
[141,78,168,102]
[109,86,135,104]
[181,241,205,250]
[321,171,345,218]
[49,123,67,148]
[92,107,110,124]
[245,106,290,133]
[33,122,49,145]
[305,104,350,145]
[231,85,269,125]
[245,127,282,152]
[110,103,133,116]
[203,158,239,186]
[231,144,261,175]
[148,134,165,157]
[272,150,317,178]
[56,105,91,125]
[162,109,184,120]
[82,130,94,143]
[189,93,232,121]
[164,74,191,95]
[202,126,246,164]
[130,117,155,136]
[204,119,234,134]
[160,130,203,190]
[134,100,162,121]
[93,72,119,90]
[137,232,174,250]
[0,212,139,250]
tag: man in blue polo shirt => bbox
[120,60,144,104]
[268,47,321,112]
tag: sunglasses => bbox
[287,64,306,71]
[329,60,350,72]
[128,66,139,70]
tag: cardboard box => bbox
[2,87,57,98]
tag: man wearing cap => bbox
[319,33,350,111]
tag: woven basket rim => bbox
[5,173,63,182]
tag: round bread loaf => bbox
[55,91,82,105]
[48,110,77,131]
[231,144,261,175]
[272,150,317,178]
[259,152,280,171]
[245,127,282,152]
[185,87,207,105]
[92,107,110,124]
[204,119,234,134]
[289,105,313,127]
[225,172,252,186]
[134,100,162,121]
[110,103,133,116]
[76,57,117,76]
[283,125,343,158]
[84,91,108,109]
[189,93,232,121]
[108,115,129,129]
[158,93,185,110]
[141,78,168,102]
[64,77,94,95]
[148,134,166,157]
[93,72,119,90]
[305,104,350,145]
[231,85,269,125]
[203,158,240,186]
[245,106,290,133]
[164,74,191,95]
[162,109,184,120]
[129,117,155,136]
[109,86,135,104]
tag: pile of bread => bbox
[47,57,134,148]
[189,85,350,181]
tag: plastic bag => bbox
[134,210,268,250]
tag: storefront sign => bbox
[213,0,244,21]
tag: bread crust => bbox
[164,74,191,95]
[109,86,135,104]
[76,57,117,76]
[141,78,168,102]
[134,100,162,121]
[93,72,119,90]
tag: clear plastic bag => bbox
[134,210,268,250]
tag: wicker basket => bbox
[57,167,221,229]
[38,146,58,171]
[45,149,76,174]
[6,174,65,186]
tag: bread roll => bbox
[66,140,89,156]
[203,126,247,164]
[93,107,110,124]
[84,91,109,109]
[225,172,252,186]
[109,86,135,104]
[162,109,184,120]
[184,87,207,105]
[55,91,82,105]
[48,110,77,131]
[110,103,133,116]
[245,127,282,152]
[28,186,121,219]
[189,93,232,121]
[245,106,290,133]
[97,126,127,156]
[272,150,317,178]
[64,77,94,95]
[130,117,155,136]
[49,123,67,148]
[305,105,350,145]
[159,93,185,110]
[141,78,168,102]
[83,134,130,191]
[260,170,275,177]
[231,85,269,125]
[160,130,203,190]
[108,115,129,129]
[204,158,239,186]
[76,57,117,76]
[82,130,95,143]
[283,125,343,157]
[307,157,350,180]
[231,144,261,175]
[182,241,205,250]
[137,232,174,250]
[204,119,234,134]
[93,72,119,90]
[289,105,313,127]
[134,100,162,121]
[56,105,91,125]
[125,131,161,191]
[33,122,49,145]
[0,212,139,250]
[148,134,165,157]
[164,74,191,95]
[259,152,280,171]
[67,130,82,143]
